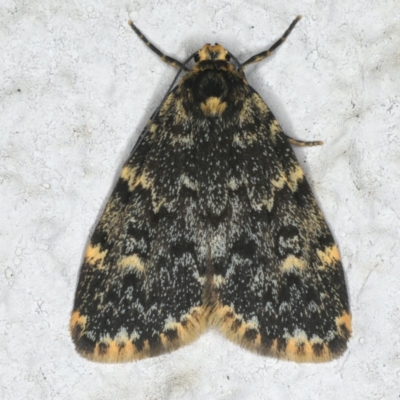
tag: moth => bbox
[70,16,351,363]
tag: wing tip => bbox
[211,305,352,363]
[69,307,209,363]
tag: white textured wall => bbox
[1,0,399,399]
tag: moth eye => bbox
[194,53,200,62]
[215,42,219,45]
[226,54,231,61]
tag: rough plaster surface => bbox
[1,1,399,399]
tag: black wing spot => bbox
[275,225,303,259]
[113,179,131,204]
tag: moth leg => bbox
[241,15,302,69]
[128,20,190,71]
[286,136,323,147]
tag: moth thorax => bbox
[197,44,229,61]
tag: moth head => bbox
[194,43,231,63]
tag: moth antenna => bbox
[241,15,302,69]
[128,20,190,71]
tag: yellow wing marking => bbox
[200,97,227,116]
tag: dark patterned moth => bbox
[70,16,351,363]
